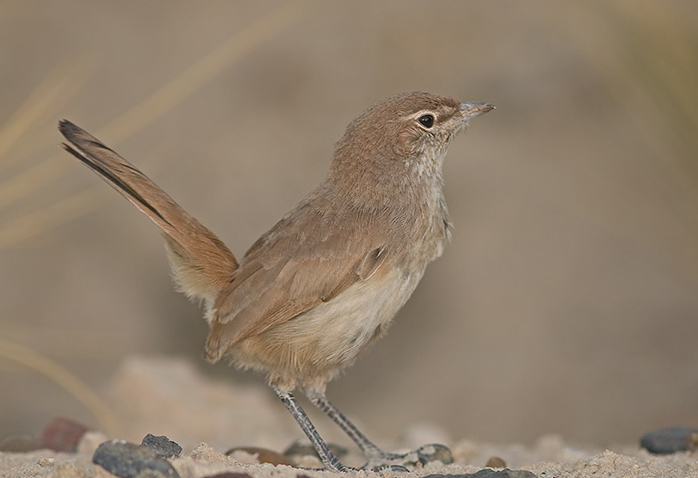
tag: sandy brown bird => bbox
[59,92,493,471]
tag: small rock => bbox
[687,433,698,452]
[640,427,698,454]
[283,441,348,459]
[140,434,182,458]
[485,456,507,468]
[38,457,55,467]
[419,443,454,465]
[93,439,179,478]
[39,417,89,452]
[225,446,294,466]
[203,473,253,478]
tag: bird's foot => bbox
[309,462,409,473]
[364,443,453,470]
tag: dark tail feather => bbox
[59,120,238,300]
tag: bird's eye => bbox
[418,114,435,128]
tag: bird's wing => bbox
[204,198,388,362]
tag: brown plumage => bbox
[59,92,493,471]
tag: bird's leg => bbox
[305,389,452,469]
[273,386,354,472]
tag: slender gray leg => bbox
[273,386,352,472]
[305,389,390,459]
[305,389,452,468]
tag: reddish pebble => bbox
[226,446,295,466]
[485,456,507,468]
[204,473,253,478]
[39,417,89,452]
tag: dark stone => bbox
[141,434,182,458]
[39,417,89,452]
[93,439,180,478]
[204,474,253,478]
[225,446,294,466]
[640,427,698,454]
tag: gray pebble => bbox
[93,439,180,478]
[141,434,183,458]
[640,427,698,454]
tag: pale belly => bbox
[230,265,425,392]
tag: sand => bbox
[2,356,696,478]
[2,437,697,478]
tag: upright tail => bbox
[59,120,238,302]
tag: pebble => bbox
[39,417,89,452]
[640,427,698,454]
[203,473,253,478]
[93,439,180,478]
[418,443,454,465]
[485,457,507,468]
[225,446,295,466]
[141,434,183,458]
[37,457,55,467]
[283,441,348,460]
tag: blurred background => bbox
[1,0,697,451]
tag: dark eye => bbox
[418,114,434,128]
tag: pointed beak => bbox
[460,102,495,120]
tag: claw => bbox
[364,464,410,472]
[415,443,453,465]
[364,443,453,470]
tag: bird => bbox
[58,91,494,471]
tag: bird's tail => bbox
[59,120,238,302]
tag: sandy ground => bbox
[2,356,696,478]
[3,436,698,478]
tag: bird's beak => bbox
[460,102,495,120]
